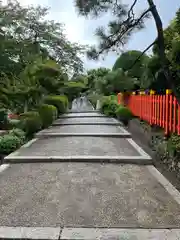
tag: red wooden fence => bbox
[117,92,180,135]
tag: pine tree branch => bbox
[128,0,138,19]
[97,7,152,55]
[127,40,157,70]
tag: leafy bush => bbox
[20,111,42,136]
[0,134,21,155]
[9,128,25,144]
[44,95,68,115]
[115,105,133,122]
[38,104,58,128]
[100,98,118,117]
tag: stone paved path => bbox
[0,98,180,239]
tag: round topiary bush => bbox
[115,105,133,125]
[38,104,58,128]
[100,98,118,117]
[0,134,22,155]
[43,95,68,115]
[20,111,42,136]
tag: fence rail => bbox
[117,92,180,135]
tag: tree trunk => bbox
[146,0,180,102]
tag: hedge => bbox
[38,104,58,128]
[20,111,42,136]
[43,95,68,115]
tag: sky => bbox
[15,0,180,70]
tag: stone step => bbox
[4,137,151,164]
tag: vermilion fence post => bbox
[159,95,163,127]
[178,102,180,135]
[173,97,177,133]
[162,94,165,129]
[165,89,171,135]
[157,95,161,126]
[117,93,121,104]
[169,94,173,132]
[152,92,155,124]
[150,90,154,125]
[154,95,157,125]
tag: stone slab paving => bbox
[53,117,119,125]
[10,137,140,157]
[60,112,105,118]
[38,125,126,134]
[1,163,180,228]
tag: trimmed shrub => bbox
[9,128,25,144]
[20,111,42,136]
[115,105,133,125]
[38,104,58,128]
[100,98,118,117]
[0,134,21,155]
[44,95,68,115]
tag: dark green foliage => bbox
[38,104,58,128]
[44,95,68,115]
[20,111,42,136]
[100,98,118,117]
[115,105,133,123]
[63,81,86,103]
[9,128,26,144]
[0,134,21,155]
[113,50,150,88]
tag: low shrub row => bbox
[19,95,68,137]
[0,95,69,157]
[0,128,26,156]
[100,97,133,125]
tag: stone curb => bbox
[61,227,180,240]
[52,122,122,126]
[4,155,152,164]
[0,227,180,239]
[35,132,131,138]
[58,115,107,118]
[0,227,61,239]
[68,110,99,113]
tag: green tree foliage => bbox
[86,67,110,90]
[113,50,150,88]
[98,68,135,95]
[0,0,87,113]
[0,0,84,75]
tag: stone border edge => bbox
[147,165,180,206]
[4,155,152,165]
[127,138,152,160]
[35,132,131,138]
[0,227,61,239]
[1,227,180,239]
